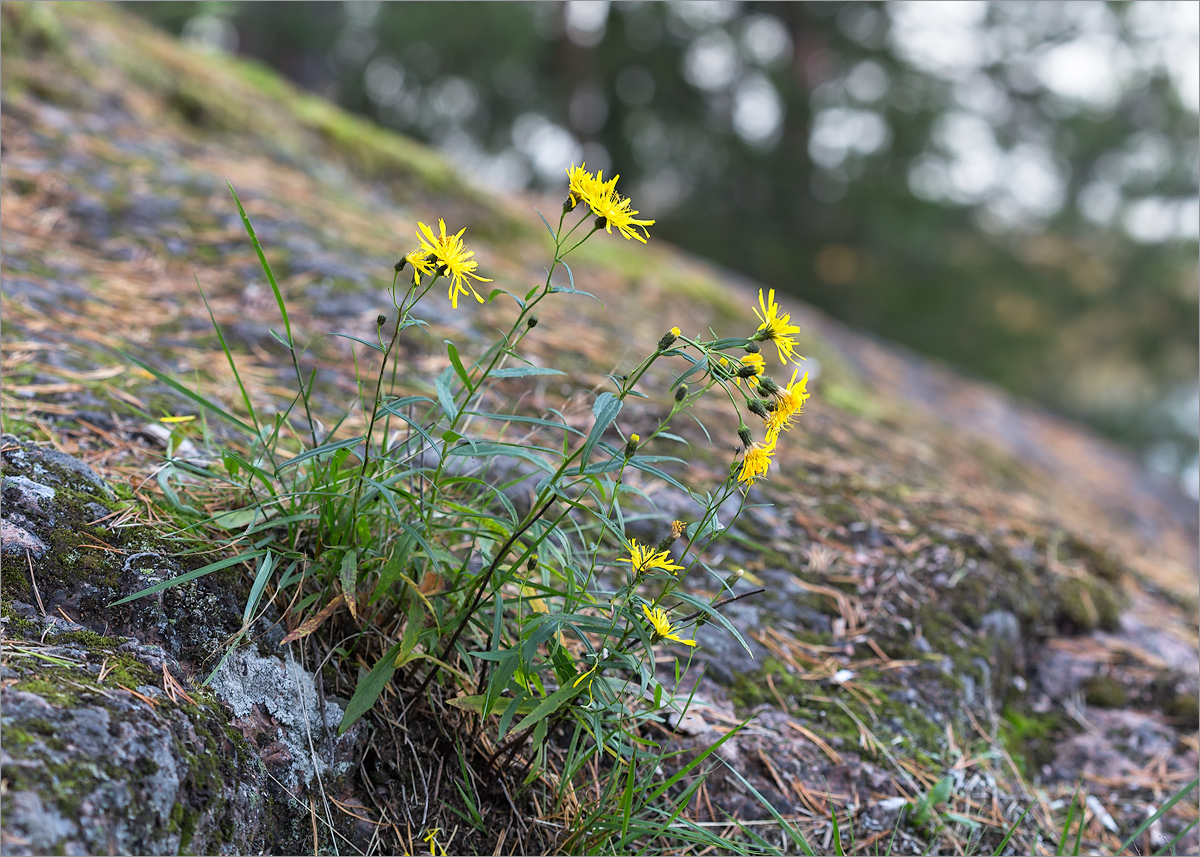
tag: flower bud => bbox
[726,568,744,588]
[526,554,538,573]
[674,384,688,402]
[527,315,539,329]
[744,341,761,354]
[737,426,753,448]
[376,314,388,327]
[657,328,679,351]
[394,258,406,273]
[736,365,759,378]
[747,399,769,418]
[758,377,781,395]
[624,433,640,458]
[563,194,578,213]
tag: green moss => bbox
[14,678,77,707]
[1082,676,1128,708]
[1165,691,1199,722]
[999,706,1062,777]
[1055,577,1123,632]
[3,726,35,748]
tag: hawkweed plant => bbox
[116,163,814,855]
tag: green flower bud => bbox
[744,341,761,354]
[527,315,539,329]
[747,399,769,418]
[674,384,688,402]
[624,433,640,458]
[737,426,753,448]
[394,258,406,273]
[376,314,388,327]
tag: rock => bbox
[0,436,368,854]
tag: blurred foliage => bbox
[126,1,1199,493]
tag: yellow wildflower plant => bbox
[415,219,493,309]
[737,436,777,485]
[764,369,810,441]
[617,538,684,575]
[641,604,697,647]
[752,288,804,365]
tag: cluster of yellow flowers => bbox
[732,288,810,485]
[397,166,810,663]
[566,163,656,243]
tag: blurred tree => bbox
[127,0,1200,495]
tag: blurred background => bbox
[127,1,1199,498]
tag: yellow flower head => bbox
[404,248,435,286]
[616,538,684,576]
[581,171,655,243]
[753,289,804,365]
[641,603,697,647]
[737,436,777,485]
[764,369,810,441]
[566,162,596,209]
[415,219,493,309]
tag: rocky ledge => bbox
[0,435,366,855]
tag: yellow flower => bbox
[566,162,596,210]
[737,436,777,485]
[753,289,804,365]
[580,171,655,243]
[404,248,435,286]
[641,603,697,647]
[415,219,493,309]
[764,369,810,441]
[616,538,684,575]
[670,326,681,337]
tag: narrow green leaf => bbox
[489,366,566,379]
[445,340,472,388]
[196,277,262,438]
[324,332,384,353]
[229,182,291,344]
[339,549,358,619]
[535,208,557,240]
[339,642,403,734]
[400,594,424,656]
[509,681,581,735]
[447,442,556,474]
[242,550,275,628]
[369,533,414,605]
[486,288,524,309]
[120,351,256,435]
[580,392,622,472]
[435,367,458,422]
[110,550,266,606]
[376,398,441,455]
[275,435,365,474]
